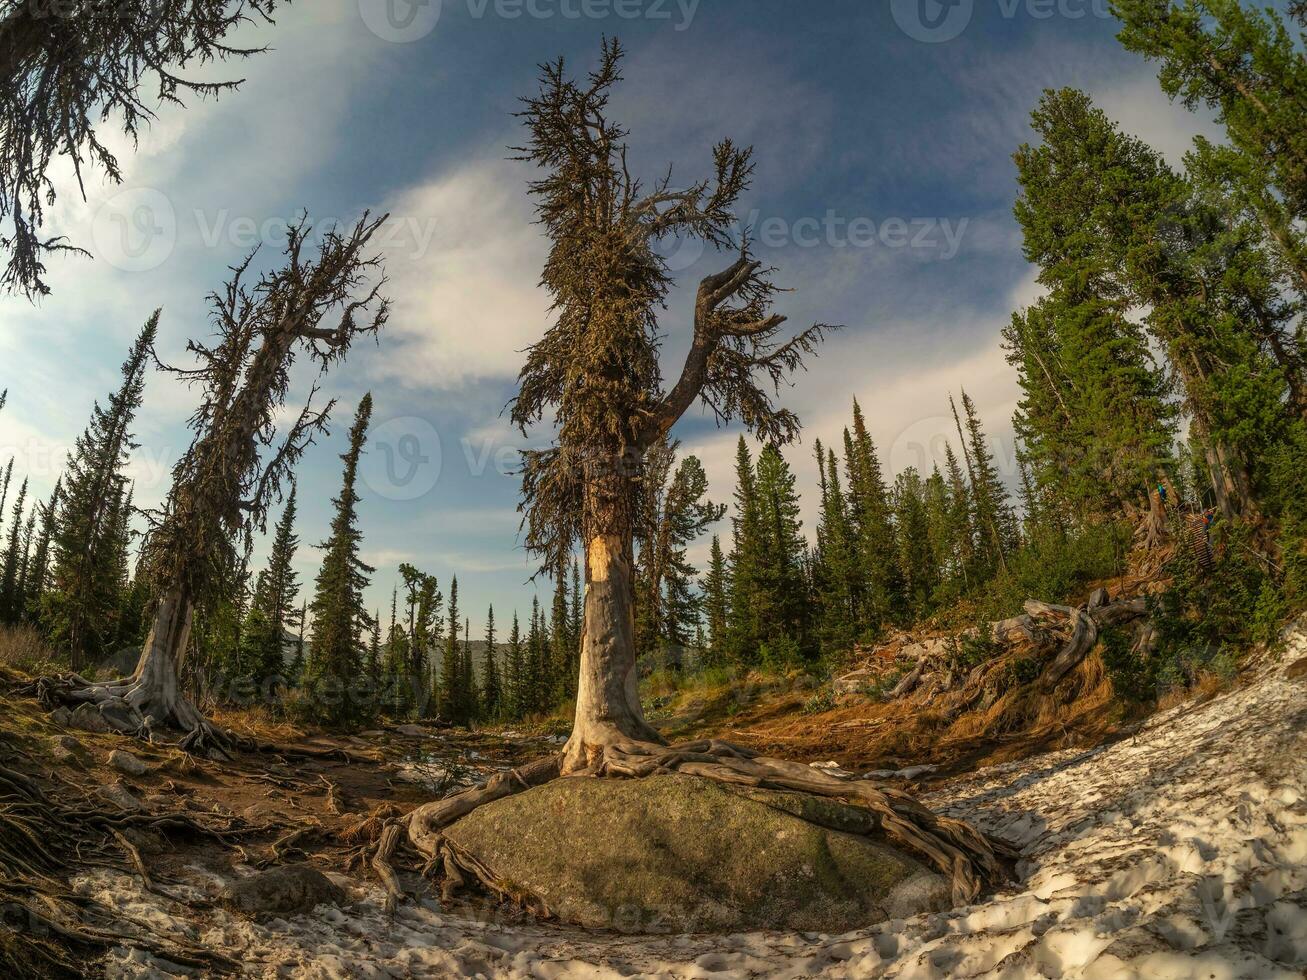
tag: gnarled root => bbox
[407,738,1013,913]
[29,668,245,761]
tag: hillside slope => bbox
[89,618,1307,978]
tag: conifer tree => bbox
[725,437,763,664]
[952,392,1017,573]
[241,484,302,690]
[306,394,377,727]
[440,575,465,723]
[1,478,28,624]
[45,315,155,667]
[634,440,724,660]
[525,596,548,717]
[844,400,901,627]
[812,440,859,652]
[24,478,61,622]
[481,605,502,721]
[893,468,936,613]
[511,41,828,768]
[505,610,525,719]
[1016,89,1294,522]
[367,612,382,687]
[1114,0,1307,292]
[460,617,478,724]
[701,535,730,663]
[754,444,811,656]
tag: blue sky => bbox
[0,0,1219,634]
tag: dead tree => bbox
[406,42,1008,910]
[39,213,389,757]
[0,0,284,298]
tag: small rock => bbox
[217,864,345,918]
[98,782,143,812]
[53,734,82,751]
[50,707,73,728]
[68,703,111,734]
[109,750,148,776]
[395,724,428,737]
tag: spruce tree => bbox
[1,479,28,624]
[1114,0,1307,291]
[754,444,811,658]
[953,392,1017,574]
[24,478,61,623]
[701,535,730,664]
[44,315,156,667]
[242,484,302,690]
[481,605,502,720]
[306,394,377,727]
[844,401,902,628]
[1016,89,1295,521]
[505,611,525,720]
[725,437,763,664]
[440,575,465,723]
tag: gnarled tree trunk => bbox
[563,531,663,773]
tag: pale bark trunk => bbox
[561,532,662,773]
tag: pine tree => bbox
[701,535,730,664]
[1114,0,1307,294]
[844,401,902,628]
[460,617,478,724]
[634,440,724,661]
[241,484,302,690]
[525,596,548,716]
[754,444,811,658]
[44,315,156,667]
[481,604,502,720]
[893,468,936,614]
[306,394,377,727]
[505,611,525,719]
[725,437,763,664]
[813,442,859,652]
[1,479,29,623]
[1016,89,1296,522]
[24,478,61,622]
[953,392,1017,574]
[440,575,465,723]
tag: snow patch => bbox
[92,621,1307,978]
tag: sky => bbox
[0,0,1223,634]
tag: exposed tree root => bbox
[27,669,244,761]
[408,740,1014,912]
[0,749,244,975]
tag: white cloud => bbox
[371,155,550,388]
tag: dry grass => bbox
[207,703,306,743]
[0,624,60,677]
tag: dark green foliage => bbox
[43,315,156,667]
[304,394,376,727]
[240,484,302,691]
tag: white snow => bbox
[91,620,1307,978]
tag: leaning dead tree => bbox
[0,0,285,298]
[37,213,389,757]
[405,41,1008,908]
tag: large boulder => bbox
[218,864,345,918]
[442,772,949,934]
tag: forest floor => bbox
[5,618,1307,978]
